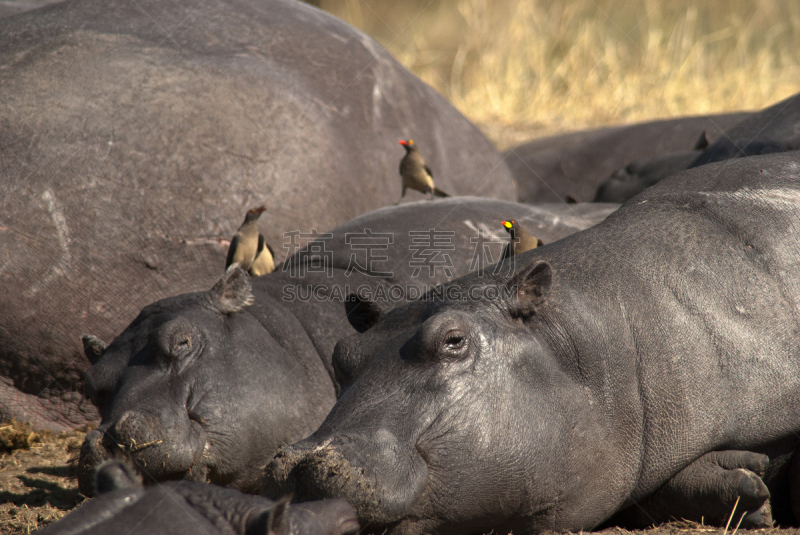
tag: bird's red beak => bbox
[256,206,266,214]
[398,140,408,146]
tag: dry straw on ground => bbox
[314,0,800,148]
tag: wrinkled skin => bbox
[265,154,800,534]
[40,461,358,535]
[0,0,515,432]
[505,113,748,202]
[597,91,800,203]
[78,198,616,496]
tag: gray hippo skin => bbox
[39,461,358,535]
[78,198,616,496]
[265,153,800,534]
[0,0,515,432]
[505,112,749,202]
[597,91,800,202]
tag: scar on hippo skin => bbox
[209,264,255,314]
[608,450,772,529]
[506,259,552,318]
[81,334,107,365]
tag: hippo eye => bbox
[438,329,468,359]
[444,332,465,349]
[170,335,194,360]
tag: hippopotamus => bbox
[593,138,709,203]
[78,198,617,496]
[596,91,800,202]
[505,112,750,202]
[39,461,358,535]
[0,0,515,433]
[264,153,800,534]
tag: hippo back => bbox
[506,113,749,202]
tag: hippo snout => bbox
[110,410,165,452]
[264,435,428,528]
[78,409,209,495]
[264,441,376,505]
[77,429,109,495]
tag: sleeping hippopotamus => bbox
[40,461,358,535]
[264,153,800,534]
[0,0,515,433]
[597,91,800,202]
[78,198,617,496]
[505,112,749,202]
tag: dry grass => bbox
[313,0,800,148]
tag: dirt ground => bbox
[0,420,797,535]
[0,421,86,534]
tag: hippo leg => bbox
[610,450,771,528]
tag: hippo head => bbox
[264,258,630,534]
[78,266,330,495]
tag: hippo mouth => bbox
[78,415,209,495]
[264,435,429,530]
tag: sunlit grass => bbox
[313,0,800,148]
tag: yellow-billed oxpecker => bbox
[500,219,544,260]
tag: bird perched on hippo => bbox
[397,139,450,202]
[226,206,269,274]
[225,206,276,276]
[265,153,800,534]
[500,219,544,259]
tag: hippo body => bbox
[78,198,617,495]
[0,0,515,432]
[265,154,800,534]
[505,112,749,202]
[40,461,358,535]
[597,92,800,202]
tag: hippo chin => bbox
[265,153,800,534]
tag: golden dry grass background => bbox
[312,0,800,149]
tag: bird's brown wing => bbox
[225,233,240,268]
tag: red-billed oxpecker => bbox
[397,139,450,202]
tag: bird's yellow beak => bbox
[502,220,512,229]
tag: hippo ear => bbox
[94,459,142,495]
[345,293,392,333]
[506,259,552,317]
[266,495,292,535]
[82,334,107,365]
[209,264,254,314]
[694,130,710,150]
